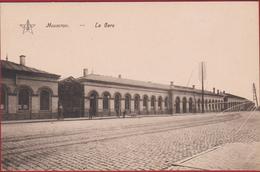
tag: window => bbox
[205,100,208,110]
[18,88,30,110]
[125,95,131,110]
[103,93,109,110]
[189,98,193,113]
[182,97,187,113]
[164,97,168,108]
[134,95,140,110]
[40,90,50,110]
[143,96,148,109]
[151,96,155,108]
[1,88,6,110]
[175,97,180,113]
[90,91,98,115]
[197,99,201,111]
[158,97,162,110]
[114,94,121,111]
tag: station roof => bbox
[77,73,221,96]
[77,74,171,90]
[1,60,60,78]
[225,93,247,100]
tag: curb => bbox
[178,146,221,164]
[1,114,173,124]
[1,112,222,125]
[165,145,222,170]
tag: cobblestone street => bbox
[2,112,260,170]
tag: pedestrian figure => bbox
[133,111,137,118]
[89,95,95,120]
[89,108,93,119]
[116,109,119,118]
[58,102,63,120]
[123,110,126,118]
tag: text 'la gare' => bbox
[95,22,115,28]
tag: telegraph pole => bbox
[253,83,258,107]
[201,62,205,113]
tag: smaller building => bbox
[1,55,60,120]
[58,76,84,118]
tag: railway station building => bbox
[1,56,251,120]
[59,68,250,118]
[1,56,60,120]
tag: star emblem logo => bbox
[20,19,35,34]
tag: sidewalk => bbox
[168,142,260,170]
[1,112,224,125]
[1,114,173,124]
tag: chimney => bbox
[192,85,195,89]
[170,81,174,86]
[217,89,219,94]
[83,68,88,77]
[118,74,122,78]
[213,87,215,94]
[223,90,225,94]
[20,55,26,66]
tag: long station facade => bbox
[1,56,253,120]
[59,69,250,118]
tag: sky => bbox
[0,2,259,101]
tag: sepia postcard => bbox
[0,1,259,171]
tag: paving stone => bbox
[1,112,260,170]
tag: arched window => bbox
[103,92,110,110]
[218,100,221,110]
[89,91,98,116]
[125,94,131,111]
[1,87,7,111]
[175,97,180,113]
[40,90,50,110]
[134,95,140,111]
[182,97,187,113]
[221,100,224,110]
[114,93,121,114]
[205,99,208,111]
[189,97,193,113]
[209,100,211,111]
[158,97,162,110]
[18,88,30,110]
[143,95,148,109]
[197,99,201,112]
[151,96,155,109]
[164,97,168,109]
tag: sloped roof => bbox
[59,76,81,83]
[173,85,220,95]
[225,93,247,100]
[77,74,171,90]
[1,60,60,78]
[77,74,220,96]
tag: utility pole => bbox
[201,62,205,113]
[253,83,258,107]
